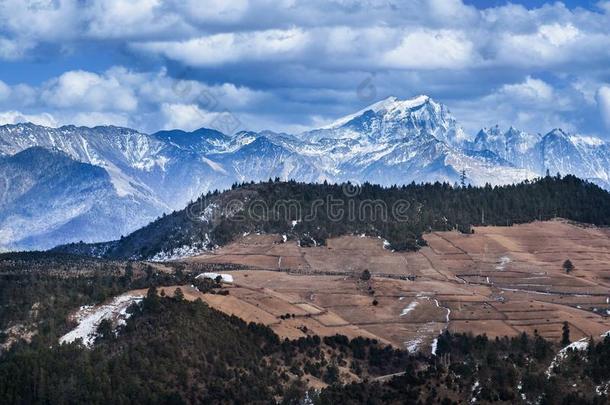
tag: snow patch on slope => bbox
[150,240,211,262]
[59,293,144,347]
[546,338,589,378]
[400,300,419,317]
[202,156,228,174]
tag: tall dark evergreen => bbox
[562,321,571,345]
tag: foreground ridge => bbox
[54,175,610,261]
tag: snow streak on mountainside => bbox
[0,95,609,250]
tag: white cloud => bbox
[571,79,600,106]
[0,111,58,127]
[0,81,10,101]
[0,66,265,133]
[160,102,245,134]
[70,112,130,128]
[41,70,138,111]
[451,75,586,135]
[134,25,482,71]
[497,76,555,105]
[84,0,187,39]
[135,28,309,66]
[0,37,35,60]
[0,0,609,80]
[382,30,476,69]
[0,0,80,42]
[597,1,610,13]
[160,103,215,131]
[175,0,249,24]
[425,0,478,26]
[538,23,580,46]
[597,86,610,129]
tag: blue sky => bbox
[0,0,609,139]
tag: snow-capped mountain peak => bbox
[321,95,433,130]
[306,95,467,147]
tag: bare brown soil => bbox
[180,220,610,353]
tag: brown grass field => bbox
[175,219,610,353]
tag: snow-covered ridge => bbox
[569,135,605,146]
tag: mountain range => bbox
[1,95,609,251]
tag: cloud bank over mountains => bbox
[0,0,609,138]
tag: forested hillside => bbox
[2,290,610,404]
[55,174,610,260]
[2,252,610,403]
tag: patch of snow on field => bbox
[398,295,452,355]
[501,287,553,296]
[405,338,422,353]
[401,296,451,355]
[496,256,510,270]
[431,298,451,323]
[400,301,419,317]
[59,293,144,347]
[196,272,234,283]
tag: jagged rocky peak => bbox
[473,125,541,149]
[505,126,522,137]
[545,128,570,139]
[476,125,502,139]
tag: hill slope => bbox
[54,175,610,260]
